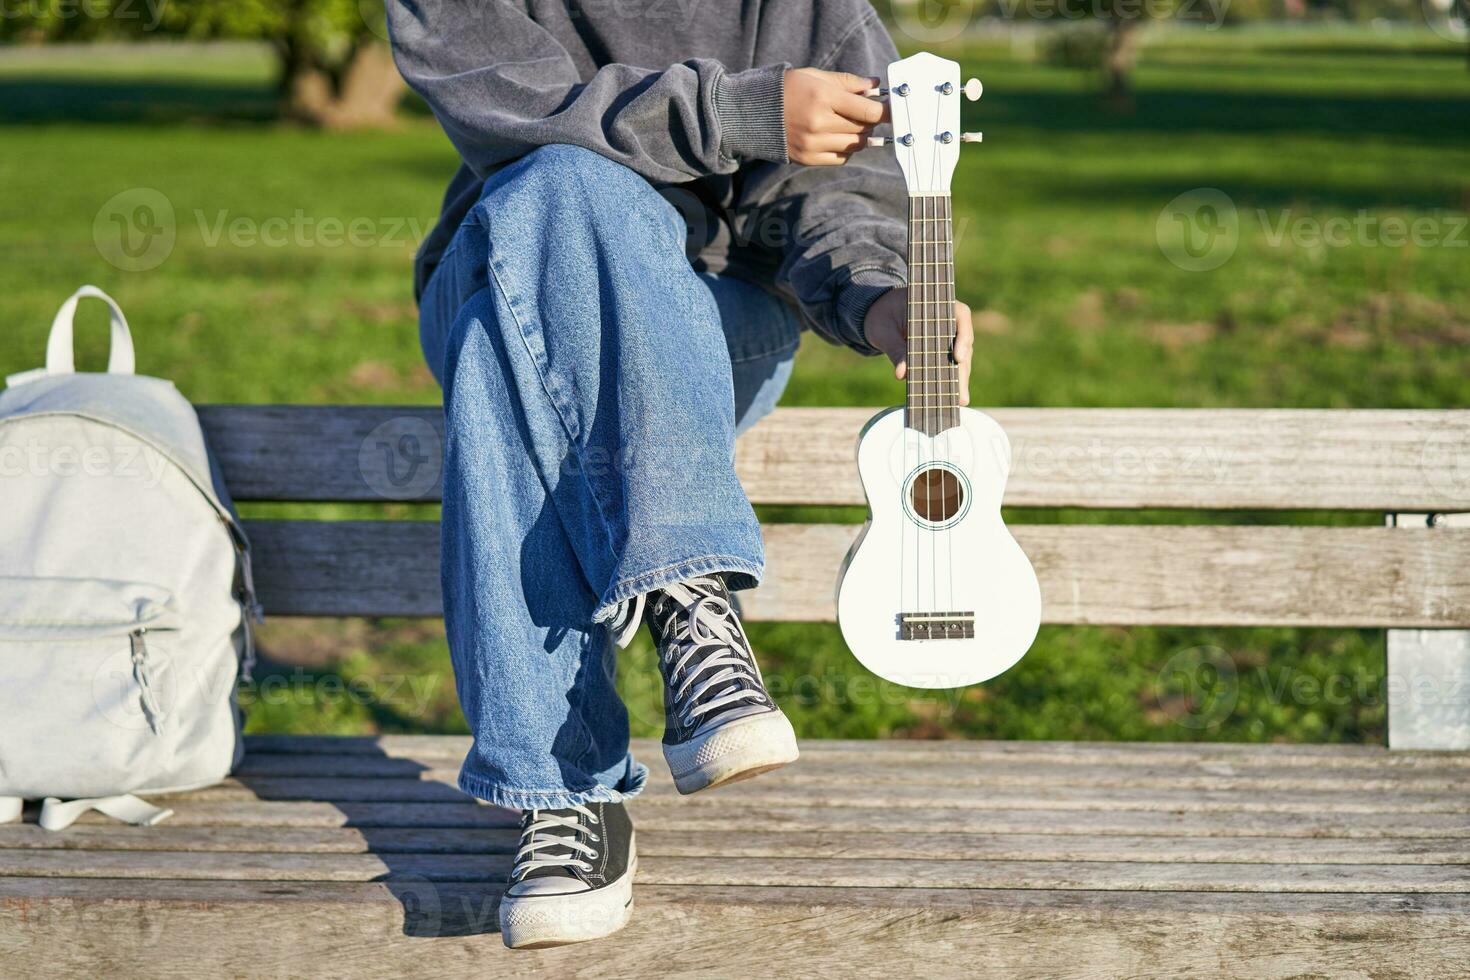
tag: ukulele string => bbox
[925,96,944,621]
[943,192,956,616]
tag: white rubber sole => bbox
[498,840,637,949]
[665,710,800,795]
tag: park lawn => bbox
[1,29,1466,743]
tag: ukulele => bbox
[836,52,1041,690]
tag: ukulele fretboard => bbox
[904,194,959,437]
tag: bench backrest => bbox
[202,405,1470,630]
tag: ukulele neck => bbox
[904,193,959,438]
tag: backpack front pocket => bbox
[0,576,181,799]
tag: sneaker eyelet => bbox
[589,833,600,842]
[588,850,599,860]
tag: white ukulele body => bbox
[837,406,1040,689]
[835,51,1040,688]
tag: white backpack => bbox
[0,287,260,830]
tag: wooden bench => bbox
[3,405,1469,974]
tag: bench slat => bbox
[161,775,1470,814]
[3,825,1466,865]
[243,519,1470,627]
[239,733,1470,768]
[201,405,1470,510]
[4,737,1465,972]
[5,849,1468,892]
[227,754,1467,793]
[42,798,1470,839]
[5,879,1468,977]
[240,733,1470,768]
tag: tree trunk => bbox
[278,41,406,130]
[1105,17,1140,113]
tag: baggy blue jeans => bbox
[418,145,802,810]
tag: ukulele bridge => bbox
[898,611,976,641]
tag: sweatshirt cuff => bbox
[835,269,906,356]
[713,64,789,164]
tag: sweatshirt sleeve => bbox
[386,0,789,184]
[732,11,908,356]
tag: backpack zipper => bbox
[129,628,165,735]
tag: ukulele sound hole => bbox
[909,467,965,524]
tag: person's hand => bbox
[783,68,889,166]
[862,288,974,405]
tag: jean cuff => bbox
[591,553,765,625]
[458,755,649,811]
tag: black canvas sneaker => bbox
[646,575,799,794]
[498,801,636,949]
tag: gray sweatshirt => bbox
[386,0,908,354]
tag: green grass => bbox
[1,29,1465,744]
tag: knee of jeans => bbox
[484,144,681,243]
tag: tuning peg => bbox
[866,136,891,148]
[960,132,984,143]
[862,86,889,100]
[964,78,983,101]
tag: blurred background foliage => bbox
[1,1,1466,744]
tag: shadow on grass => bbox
[982,87,1470,146]
[0,75,433,127]
[3,70,1467,151]
[0,78,278,125]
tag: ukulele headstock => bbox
[870,53,982,197]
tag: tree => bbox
[1031,0,1193,112]
[0,0,405,129]
[157,0,405,128]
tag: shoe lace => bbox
[510,804,601,881]
[654,577,766,732]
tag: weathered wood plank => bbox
[47,798,1470,839]
[244,734,1470,770]
[168,774,1470,814]
[4,850,1468,892]
[4,880,1467,977]
[2,824,1466,865]
[244,519,1470,626]
[231,752,1470,793]
[200,405,1470,510]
